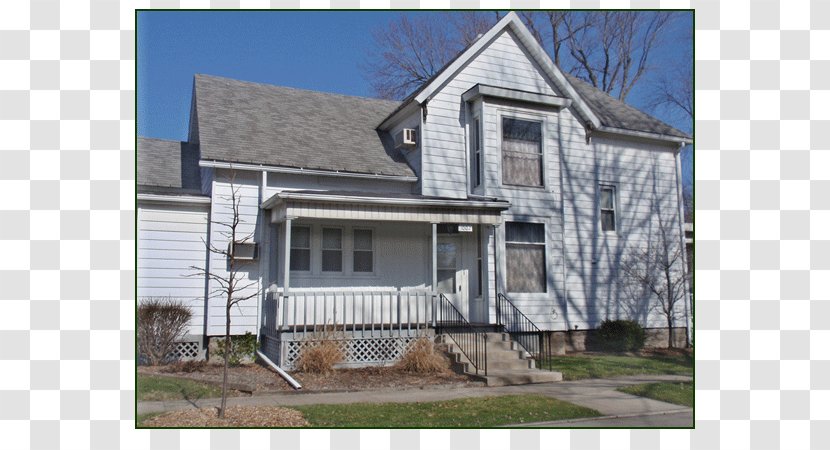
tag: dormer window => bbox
[502,117,543,187]
[472,116,482,188]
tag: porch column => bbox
[431,222,437,327]
[283,218,292,295]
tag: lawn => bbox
[294,395,601,427]
[618,382,693,407]
[540,353,692,381]
[137,375,235,402]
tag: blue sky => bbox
[138,11,692,142]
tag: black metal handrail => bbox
[434,294,487,376]
[496,293,551,371]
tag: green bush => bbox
[214,331,257,366]
[596,320,646,352]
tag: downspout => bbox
[256,170,266,345]
[256,350,301,389]
[674,143,692,347]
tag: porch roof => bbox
[262,190,509,225]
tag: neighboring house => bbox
[137,13,692,369]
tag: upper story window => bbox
[600,185,617,232]
[321,227,343,272]
[502,117,543,187]
[290,225,311,271]
[471,117,482,188]
[505,221,546,293]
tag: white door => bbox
[437,235,468,319]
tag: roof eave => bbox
[594,126,692,146]
[199,160,419,182]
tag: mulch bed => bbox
[138,362,482,394]
[142,405,308,427]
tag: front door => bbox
[437,235,468,318]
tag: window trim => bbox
[352,227,376,275]
[289,224,312,273]
[598,183,618,234]
[471,114,482,189]
[320,226,344,273]
[504,220,547,294]
[497,109,547,189]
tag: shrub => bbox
[137,298,193,365]
[295,340,344,374]
[395,337,448,374]
[214,331,257,366]
[596,319,646,352]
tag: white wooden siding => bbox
[137,202,210,336]
[421,29,560,199]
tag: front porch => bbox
[258,190,509,369]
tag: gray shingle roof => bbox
[193,74,416,178]
[137,137,202,193]
[564,73,691,140]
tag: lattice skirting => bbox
[280,336,423,370]
[138,338,205,364]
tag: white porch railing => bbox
[277,289,435,340]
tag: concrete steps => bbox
[436,333,563,386]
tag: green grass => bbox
[541,353,693,381]
[137,375,227,402]
[136,412,164,427]
[618,382,693,407]
[295,395,601,427]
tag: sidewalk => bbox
[138,374,692,426]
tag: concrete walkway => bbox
[138,374,692,426]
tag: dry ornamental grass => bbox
[395,337,450,374]
[295,340,344,374]
[141,405,308,427]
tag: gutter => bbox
[198,160,419,183]
[261,191,511,210]
[595,126,692,145]
[136,193,211,204]
[256,350,302,390]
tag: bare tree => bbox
[190,170,259,419]
[619,216,689,348]
[365,11,678,103]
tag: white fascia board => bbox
[377,100,421,131]
[137,193,211,204]
[199,160,419,183]
[594,126,691,146]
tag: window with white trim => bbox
[502,117,543,187]
[599,185,617,232]
[505,222,546,293]
[471,116,482,188]
[289,225,311,271]
[353,229,374,273]
[321,227,343,272]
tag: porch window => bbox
[353,229,374,273]
[321,227,343,272]
[502,117,543,187]
[290,225,311,271]
[600,185,617,232]
[505,222,546,293]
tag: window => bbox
[472,117,482,188]
[321,228,343,272]
[289,225,310,271]
[505,222,546,293]
[600,185,617,232]
[353,229,373,273]
[502,117,543,186]
[476,232,483,297]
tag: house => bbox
[137,13,691,372]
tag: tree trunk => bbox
[667,318,674,349]
[219,304,231,418]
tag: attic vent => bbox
[394,128,417,149]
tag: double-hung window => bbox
[321,228,343,272]
[289,225,311,271]
[471,117,482,188]
[353,229,374,273]
[599,185,617,232]
[505,222,546,293]
[502,117,543,187]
